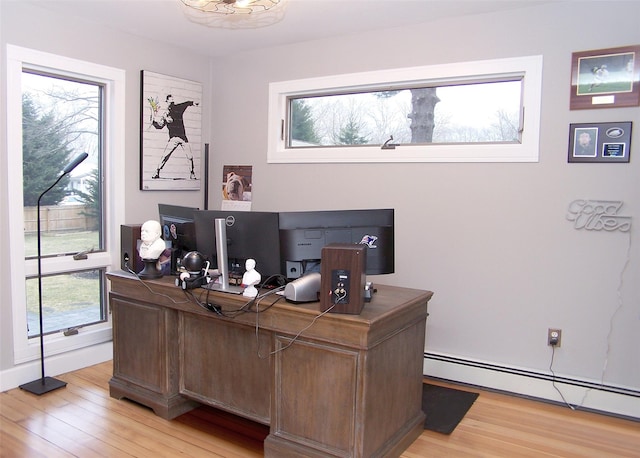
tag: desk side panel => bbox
[111,298,167,392]
[361,318,427,457]
[109,293,199,419]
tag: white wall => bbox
[207,2,640,417]
[2,1,639,418]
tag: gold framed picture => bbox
[570,45,640,110]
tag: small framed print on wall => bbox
[570,45,640,110]
[140,70,203,191]
[568,122,632,163]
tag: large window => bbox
[268,56,543,163]
[22,72,105,337]
[6,45,125,363]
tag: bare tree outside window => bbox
[289,80,522,149]
[21,71,106,337]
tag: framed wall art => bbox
[140,70,203,191]
[570,45,640,110]
[568,122,632,163]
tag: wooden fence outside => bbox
[24,205,97,234]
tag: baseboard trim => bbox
[1,341,113,392]
[423,352,640,421]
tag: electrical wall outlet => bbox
[548,328,562,347]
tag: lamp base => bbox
[19,376,67,395]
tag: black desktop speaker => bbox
[120,224,144,273]
[320,243,367,314]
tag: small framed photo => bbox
[570,45,640,110]
[568,122,632,163]
[140,70,203,191]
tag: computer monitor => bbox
[158,204,198,273]
[193,210,282,284]
[278,208,394,278]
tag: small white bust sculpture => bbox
[138,220,166,260]
[242,258,261,298]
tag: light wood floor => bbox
[1,361,638,457]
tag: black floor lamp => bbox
[19,152,89,396]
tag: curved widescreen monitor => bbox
[278,208,394,278]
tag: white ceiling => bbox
[26,0,554,58]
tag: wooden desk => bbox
[107,271,432,457]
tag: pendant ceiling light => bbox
[180,0,286,28]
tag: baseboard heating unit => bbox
[423,352,640,421]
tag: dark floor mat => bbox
[423,383,479,434]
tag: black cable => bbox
[123,261,190,305]
[257,273,288,291]
[184,288,223,315]
[244,285,287,314]
[256,302,337,359]
[122,265,330,359]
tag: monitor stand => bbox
[202,282,244,294]
[202,218,244,295]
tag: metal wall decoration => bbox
[140,70,203,191]
[567,200,631,232]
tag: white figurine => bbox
[242,258,261,298]
[138,220,166,260]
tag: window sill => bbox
[14,324,112,365]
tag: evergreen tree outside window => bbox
[6,45,125,365]
[21,72,104,336]
[290,99,320,145]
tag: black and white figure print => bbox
[141,71,202,190]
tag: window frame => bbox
[6,45,125,364]
[268,55,543,163]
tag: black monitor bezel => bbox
[193,210,282,281]
[157,203,199,253]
